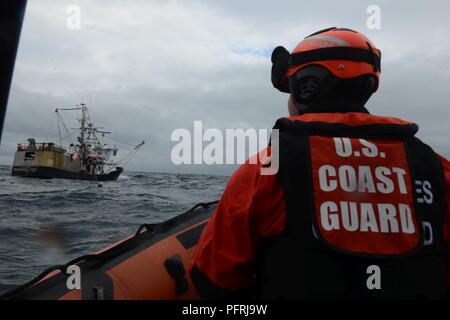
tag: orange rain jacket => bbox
[191,112,450,291]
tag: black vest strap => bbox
[273,117,418,139]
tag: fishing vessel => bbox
[11,103,144,181]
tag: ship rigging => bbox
[12,103,144,181]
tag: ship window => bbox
[24,152,35,160]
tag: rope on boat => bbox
[106,141,145,172]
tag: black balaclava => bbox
[289,65,376,115]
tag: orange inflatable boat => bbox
[1,201,217,300]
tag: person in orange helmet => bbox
[191,27,450,299]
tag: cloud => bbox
[1,0,449,175]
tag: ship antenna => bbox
[80,103,87,163]
[115,120,117,151]
[56,108,62,147]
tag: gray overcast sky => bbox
[0,0,449,175]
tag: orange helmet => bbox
[271,27,381,95]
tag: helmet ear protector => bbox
[271,46,291,93]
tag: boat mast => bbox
[80,103,86,147]
[79,103,88,163]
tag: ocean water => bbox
[0,165,227,293]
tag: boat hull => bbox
[11,166,123,181]
[1,201,216,300]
